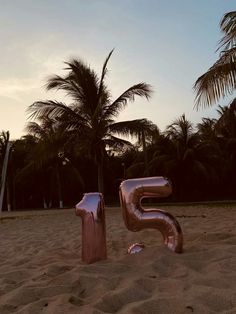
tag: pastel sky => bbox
[0,0,235,139]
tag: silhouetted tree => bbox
[28,50,153,194]
[148,115,219,200]
[0,131,10,211]
[214,100,236,197]
[25,117,83,208]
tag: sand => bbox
[1,203,236,313]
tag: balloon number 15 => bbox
[76,176,183,264]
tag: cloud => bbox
[0,78,39,101]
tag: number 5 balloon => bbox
[75,193,107,264]
[119,177,183,253]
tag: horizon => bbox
[1,0,236,140]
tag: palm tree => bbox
[148,115,219,200]
[137,123,159,176]
[213,100,236,197]
[124,124,160,178]
[0,131,11,212]
[215,100,236,138]
[114,119,158,177]
[197,117,217,142]
[194,11,236,109]
[0,131,10,162]
[28,50,153,193]
[26,117,83,208]
[9,134,38,210]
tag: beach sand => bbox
[1,204,236,313]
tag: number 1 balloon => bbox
[119,177,183,253]
[75,193,107,264]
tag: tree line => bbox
[1,11,236,210]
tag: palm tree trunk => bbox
[56,168,63,208]
[43,197,47,209]
[97,159,104,194]
[0,141,12,213]
[141,130,148,176]
[12,177,16,210]
[6,180,11,211]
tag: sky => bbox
[0,0,236,140]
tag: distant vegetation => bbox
[1,11,236,210]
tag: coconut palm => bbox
[197,117,217,142]
[124,125,160,178]
[215,100,236,138]
[9,134,38,209]
[148,115,220,200]
[194,11,236,109]
[0,131,11,211]
[25,116,83,208]
[215,100,236,170]
[0,131,10,163]
[213,100,236,197]
[28,50,153,193]
[113,119,158,177]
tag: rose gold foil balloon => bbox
[128,243,145,254]
[75,193,107,264]
[119,177,183,253]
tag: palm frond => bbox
[46,59,102,116]
[218,11,236,50]
[27,100,88,129]
[104,135,133,151]
[98,49,114,97]
[109,119,155,138]
[0,131,10,159]
[28,100,69,119]
[64,59,101,115]
[194,47,236,109]
[197,117,217,141]
[104,83,152,118]
[0,130,10,146]
[92,50,114,122]
[26,122,46,139]
[165,114,193,139]
[46,75,68,91]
